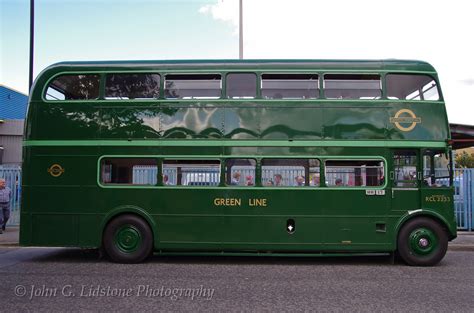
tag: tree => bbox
[455,151,474,168]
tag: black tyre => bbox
[103,214,153,264]
[397,217,448,266]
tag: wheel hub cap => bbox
[419,238,429,248]
[409,228,438,256]
[115,225,141,253]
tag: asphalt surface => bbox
[0,248,473,312]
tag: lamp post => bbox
[29,0,35,91]
[239,0,243,59]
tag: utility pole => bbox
[29,0,35,91]
[239,0,243,59]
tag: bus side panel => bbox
[33,103,100,140]
[20,147,100,247]
[321,189,392,250]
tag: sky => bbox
[1,0,473,124]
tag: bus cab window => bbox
[423,150,451,187]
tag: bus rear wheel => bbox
[397,217,448,266]
[103,214,153,264]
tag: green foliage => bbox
[455,151,474,168]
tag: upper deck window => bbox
[45,74,100,101]
[226,73,257,99]
[261,74,319,99]
[324,74,381,99]
[386,74,439,101]
[165,74,221,99]
[105,74,160,99]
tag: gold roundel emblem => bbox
[390,109,422,132]
[48,164,65,177]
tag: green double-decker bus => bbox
[20,59,457,265]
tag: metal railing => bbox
[454,168,473,231]
[0,166,21,226]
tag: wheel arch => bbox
[100,205,159,249]
[394,209,455,247]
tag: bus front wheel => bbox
[103,214,153,263]
[397,217,448,266]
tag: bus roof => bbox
[44,59,437,73]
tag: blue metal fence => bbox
[0,166,21,226]
[1,167,473,230]
[454,168,473,231]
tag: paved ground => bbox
[0,247,473,311]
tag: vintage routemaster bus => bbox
[20,60,457,265]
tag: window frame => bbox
[260,73,320,100]
[385,73,442,101]
[225,72,258,99]
[392,150,419,188]
[322,73,382,100]
[43,73,102,102]
[224,158,258,187]
[104,73,161,100]
[98,156,159,187]
[163,73,223,100]
[323,157,387,188]
[260,157,321,188]
[422,149,452,188]
[162,158,222,187]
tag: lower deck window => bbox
[163,160,221,186]
[225,159,256,186]
[325,160,384,187]
[262,159,320,187]
[101,158,157,185]
[394,152,417,187]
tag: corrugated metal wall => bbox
[0,85,28,119]
[0,120,24,165]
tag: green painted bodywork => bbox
[20,60,457,256]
